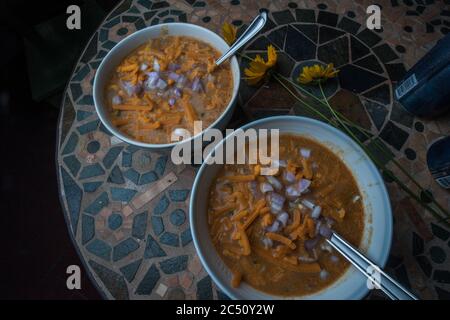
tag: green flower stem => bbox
[279,73,449,225]
[279,74,450,219]
[240,52,450,223]
[272,74,333,123]
[279,75,417,170]
[278,75,372,130]
[318,84,450,226]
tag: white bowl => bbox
[93,23,240,150]
[190,115,393,300]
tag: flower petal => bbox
[244,45,277,86]
[266,45,277,67]
[222,22,237,46]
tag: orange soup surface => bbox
[106,35,233,144]
[207,134,364,296]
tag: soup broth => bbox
[207,134,364,296]
[106,35,233,144]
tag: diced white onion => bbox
[144,71,159,89]
[268,192,285,214]
[330,255,339,263]
[285,185,301,200]
[301,199,315,210]
[300,148,311,158]
[320,269,329,280]
[267,176,283,191]
[156,78,167,90]
[260,182,273,193]
[276,212,289,227]
[269,201,283,214]
[304,237,319,251]
[311,205,322,219]
[112,95,122,105]
[298,255,316,263]
[173,87,182,98]
[298,179,311,193]
[282,170,296,184]
[285,180,310,201]
[319,224,333,239]
[176,75,187,86]
[122,81,142,96]
[168,72,180,81]
[262,237,273,248]
[153,58,160,72]
[266,220,281,233]
[191,77,203,92]
[315,220,322,236]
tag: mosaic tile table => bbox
[56,0,450,300]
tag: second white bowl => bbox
[190,116,393,300]
[93,23,240,150]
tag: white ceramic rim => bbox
[190,115,393,300]
[93,22,240,149]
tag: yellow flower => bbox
[244,45,278,85]
[222,22,237,46]
[298,63,339,85]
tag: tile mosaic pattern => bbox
[56,0,450,299]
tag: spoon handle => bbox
[215,11,268,66]
[326,232,418,300]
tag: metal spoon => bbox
[215,10,268,66]
[325,231,418,300]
